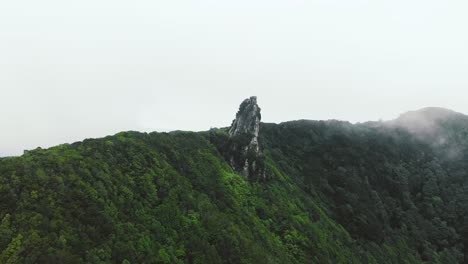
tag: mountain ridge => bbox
[1,98,468,263]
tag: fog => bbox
[1,0,468,156]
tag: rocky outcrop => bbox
[229,96,261,149]
[227,96,266,180]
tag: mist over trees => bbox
[1,107,468,263]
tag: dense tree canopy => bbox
[1,110,468,263]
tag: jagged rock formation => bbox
[227,96,266,180]
[229,96,261,149]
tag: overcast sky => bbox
[1,0,468,156]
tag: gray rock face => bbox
[229,96,261,149]
[228,96,265,180]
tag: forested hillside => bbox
[1,102,468,263]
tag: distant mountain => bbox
[1,99,468,263]
[389,107,466,135]
[386,107,468,160]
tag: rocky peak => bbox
[227,96,266,180]
[229,96,261,140]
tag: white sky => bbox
[1,0,468,156]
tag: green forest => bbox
[1,107,468,263]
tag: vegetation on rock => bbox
[1,103,468,263]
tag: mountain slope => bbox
[0,130,397,264]
[260,120,463,263]
[1,102,468,263]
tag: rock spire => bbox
[227,96,265,180]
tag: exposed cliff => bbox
[226,96,265,180]
[229,96,261,142]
